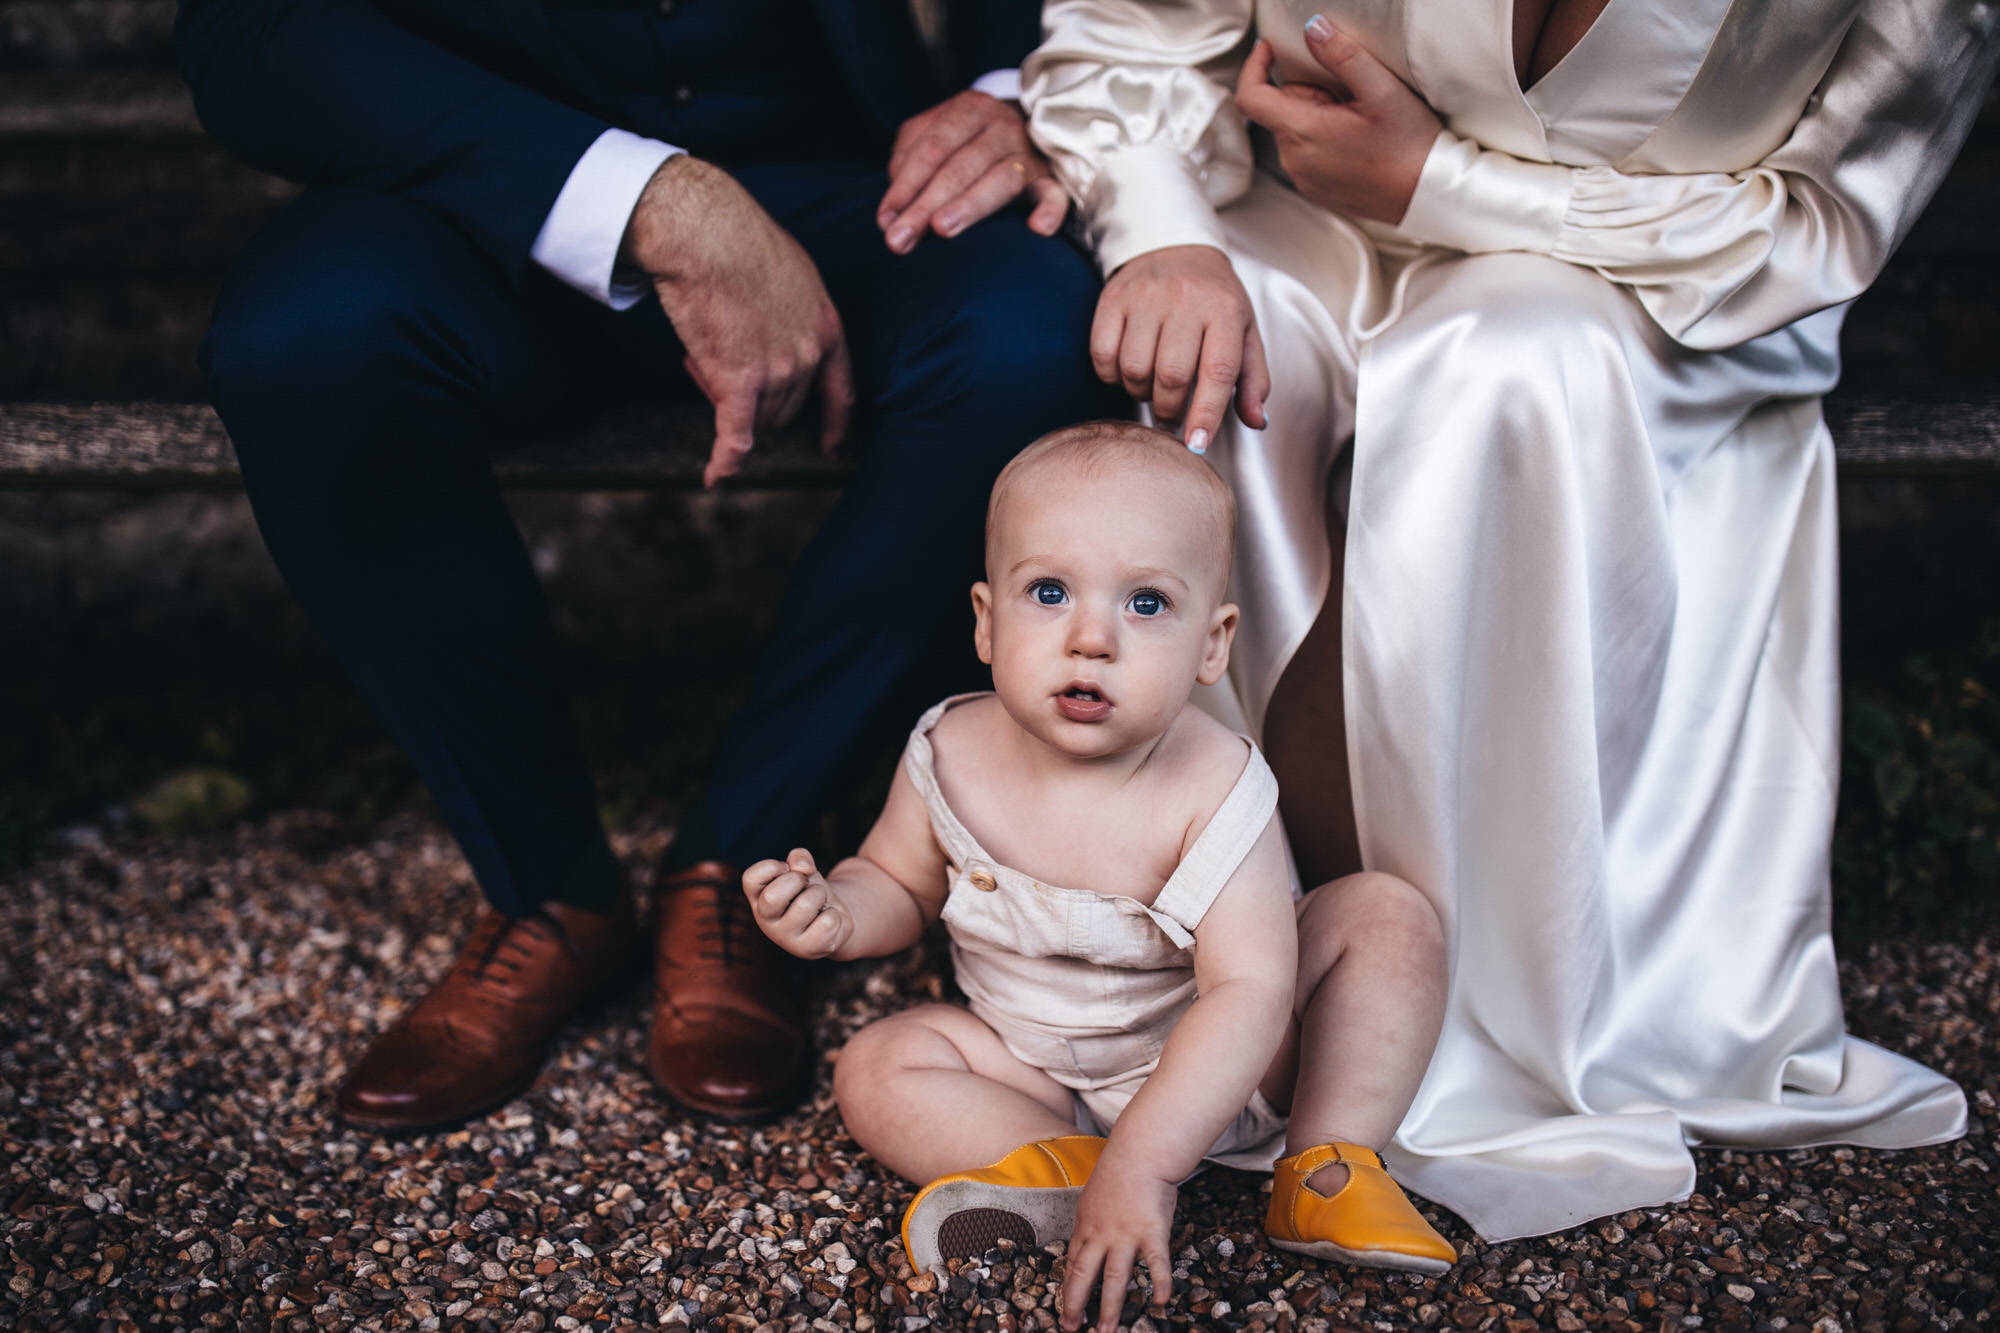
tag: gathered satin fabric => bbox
[1024,0,1993,1240]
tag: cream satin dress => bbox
[1023,0,1996,1241]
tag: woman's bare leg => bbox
[835,1004,1080,1183]
[1261,873,1447,1193]
[1262,481,1362,887]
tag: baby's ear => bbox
[970,582,996,665]
[1197,601,1239,686]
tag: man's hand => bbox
[621,155,854,487]
[742,849,853,959]
[877,90,1069,253]
[1060,1154,1177,1333]
[1234,22,1441,226]
[1092,244,1270,451]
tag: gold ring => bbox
[1002,157,1033,186]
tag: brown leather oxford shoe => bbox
[336,896,640,1132]
[649,861,809,1121]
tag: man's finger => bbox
[1181,322,1244,451]
[1235,318,1272,430]
[1304,16,1405,103]
[817,334,854,453]
[929,158,1039,239]
[1027,177,1071,235]
[704,381,759,489]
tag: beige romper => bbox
[906,694,1292,1172]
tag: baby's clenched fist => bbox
[742,849,852,959]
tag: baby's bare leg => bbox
[1261,872,1446,1192]
[835,1003,1080,1183]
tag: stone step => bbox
[0,399,851,487]
[1,394,1994,489]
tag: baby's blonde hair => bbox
[986,421,1237,593]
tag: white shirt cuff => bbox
[971,68,1022,102]
[531,128,682,310]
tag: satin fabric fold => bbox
[1022,0,1988,1240]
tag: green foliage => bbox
[1833,616,2000,935]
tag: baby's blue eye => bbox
[1033,582,1067,606]
[1130,591,1165,617]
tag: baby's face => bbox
[973,461,1237,761]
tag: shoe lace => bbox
[440,910,572,1003]
[686,880,761,967]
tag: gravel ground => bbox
[2,813,1995,1333]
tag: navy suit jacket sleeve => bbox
[956,0,1043,81]
[175,0,610,280]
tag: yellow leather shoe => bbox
[1266,1142,1459,1274]
[902,1135,1106,1274]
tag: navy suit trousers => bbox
[200,163,1116,915]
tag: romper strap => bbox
[900,693,993,871]
[1146,741,1280,945]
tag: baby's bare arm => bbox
[742,762,950,960]
[1062,815,1296,1332]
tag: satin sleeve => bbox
[1023,0,1258,273]
[1397,0,2000,349]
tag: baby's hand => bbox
[1060,1154,1177,1332]
[742,849,852,959]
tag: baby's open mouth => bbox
[1056,687,1113,723]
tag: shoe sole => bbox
[905,1181,1083,1274]
[1268,1235,1455,1274]
[336,1073,537,1135]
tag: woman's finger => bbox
[1235,40,1305,132]
[1235,317,1271,430]
[1148,310,1208,427]
[1303,15,1406,104]
[1027,176,1071,236]
[1180,317,1245,452]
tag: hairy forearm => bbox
[1104,977,1292,1179]
[823,856,931,960]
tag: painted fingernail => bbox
[888,225,914,251]
[1305,13,1333,41]
[1187,427,1210,455]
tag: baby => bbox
[742,422,1454,1331]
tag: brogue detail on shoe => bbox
[648,860,808,1120]
[336,897,639,1132]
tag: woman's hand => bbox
[1092,244,1270,452]
[1234,19,1442,225]
[1060,1154,1177,1332]
[742,849,853,959]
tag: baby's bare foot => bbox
[1304,1161,1350,1197]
